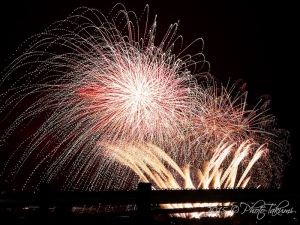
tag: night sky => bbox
[0,0,298,190]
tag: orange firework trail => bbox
[103,141,267,218]
[0,4,290,218]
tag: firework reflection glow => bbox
[0,4,290,219]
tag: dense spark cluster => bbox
[0,4,291,218]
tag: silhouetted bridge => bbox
[1,183,299,208]
[2,183,299,225]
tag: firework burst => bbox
[0,3,291,217]
[0,4,206,190]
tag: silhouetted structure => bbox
[138,182,152,224]
[1,183,300,224]
[1,186,300,207]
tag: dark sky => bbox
[0,0,298,190]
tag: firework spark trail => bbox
[103,141,267,218]
[1,5,202,146]
[0,5,205,190]
[189,77,276,158]
[0,3,291,218]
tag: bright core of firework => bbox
[76,50,195,145]
[0,3,291,219]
